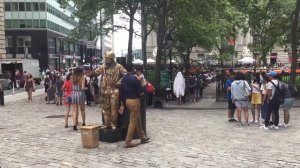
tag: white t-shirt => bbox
[267,79,280,99]
[251,82,261,93]
[261,83,267,95]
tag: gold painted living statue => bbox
[92,51,127,129]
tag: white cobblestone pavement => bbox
[1,90,300,168]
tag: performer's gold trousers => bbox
[125,98,145,143]
[102,92,119,128]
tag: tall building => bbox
[0,1,5,59]
[4,0,101,70]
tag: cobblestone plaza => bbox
[1,93,300,168]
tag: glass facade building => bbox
[4,0,96,70]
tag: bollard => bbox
[12,82,15,95]
[0,89,4,106]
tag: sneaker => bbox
[238,122,243,126]
[249,120,255,123]
[271,125,279,129]
[228,118,233,122]
[232,118,238,122]
[260,125,269,130]
[259,122,265,126]
[279,123,290,127]
[254,120,259,123]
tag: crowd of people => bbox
[172,69,215,104]
[226,69,297,130]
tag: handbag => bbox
[243,81,251,97]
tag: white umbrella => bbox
[238,57,255,64]
[132,59,143,64]
[147,58,155,64]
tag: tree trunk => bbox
[127,12,135,64]
[291,0,300,85]
[141,0,148,76]
[261,51,268,67]
[154,0,167,85]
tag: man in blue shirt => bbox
[226,72,237,122]
[119,63,150,148]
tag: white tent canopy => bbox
[132,59,143,64]
[147,58,155,64]
[238,57,255,64]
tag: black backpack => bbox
[270,81,284,105]
[288,84,298,98]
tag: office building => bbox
[4,0,102,70]
[0,2,5,59]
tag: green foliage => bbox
[234,0,295,65]
[167,0,246,67]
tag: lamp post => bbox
[165,32,174,82]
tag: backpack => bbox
[288,84,298,98]
[146,83,154,93]
[270,81,284,105]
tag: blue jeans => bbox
[261,100,268,120]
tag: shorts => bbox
[234,100,248,108]
[283,98,295,111]
[228,99,236,109]
[251,93,262,105]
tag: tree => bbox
[291,0,300,85]
[57,0,114,41]
[239,0,295,65]
[169,0,245,68]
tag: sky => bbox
[113,13,141,57]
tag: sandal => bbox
[125,143,137,148]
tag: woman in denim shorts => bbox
[231,72,252,126]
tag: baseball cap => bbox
[267,71,277,77]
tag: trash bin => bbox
[80,125,100,148]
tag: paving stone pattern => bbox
[0,96,300,168]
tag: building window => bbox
[19,20,26,28]
[40,20,46,28]
[26,3,32,11]
[75,44,79,53]
[19,2,25,11]
[70,43,74,52]
[5,20,12,28]
[56,39,61,52]
[64,42,68,51]
[33,20,39,28]
[32,2,39,11]
[12,2,18,11]
[5,2,11,11]
[17,36,31,47]
[12,20,19,28]
[40,2,46,11]
[5,36,13,47]
[48,38,55,54]
[26,20,32,28]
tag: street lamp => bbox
[165,32,174,81]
